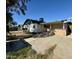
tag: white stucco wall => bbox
[23,25,27,28]
[29,24,42,33]
[23,24,42,33]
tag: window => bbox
[33,25,35,28]
[44,24,47,28]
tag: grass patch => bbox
[7,44,57,59]
[6,47,36,59]
[36,54,47,59]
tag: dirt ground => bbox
[24,35,72,59]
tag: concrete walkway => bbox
[24,35,72,59]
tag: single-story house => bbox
[23,19,43,33]
[23,19,72,36]
[18,25,23,31]
[41,20,72,36]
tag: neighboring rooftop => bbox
[23,18,45,25]
[23,19,72,25]
[41,20,72,25]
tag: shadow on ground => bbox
[6,39,32,52]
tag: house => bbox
[23,18,72,36]
[41,20,72,36]
[23,19,44,33]
[18,25,23,31]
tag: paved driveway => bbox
[24,35,72,59]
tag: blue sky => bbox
[12,0,72,24]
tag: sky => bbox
[12,0,72,24]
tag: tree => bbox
[6,0,30,15]
[61,19,67,22]
[6,12,13,32]
[6,0,30,32]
